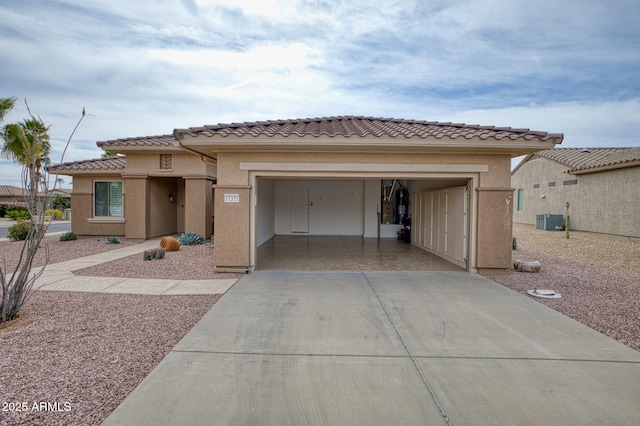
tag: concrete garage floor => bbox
[258,235,465,271]
[102,271,640,425]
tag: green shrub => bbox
[0,203,18,217]
[7,220,31,241]
[179,232,206,245]
[106,236,120,244]
[45,208,64,220]
[5,209,30,220]
[53,194,70,209]
[59,231,77,241]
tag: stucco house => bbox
[0,185,71,207]
[511,147,640,238]
[49,116,563,274]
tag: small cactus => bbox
[144,248,166,260]
[179,232,206,245]
[154,248,166,259]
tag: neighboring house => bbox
[49,116,563,274]
[512,147,640,238]
[0,184,71,207]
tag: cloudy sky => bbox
[1,0,639,187]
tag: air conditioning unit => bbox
[536,214,564,231]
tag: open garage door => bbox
[255,177,470,271]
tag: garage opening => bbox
[254,177,470,272]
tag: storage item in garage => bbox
[382,201,393,224]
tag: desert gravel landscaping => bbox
[1,225,639,425]
[491,223,640,352]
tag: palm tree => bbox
[1,119,51,168]
[0,96,16,123]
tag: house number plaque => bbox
[224,194,240,203]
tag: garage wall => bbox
[257,179,276,246]
[274,180,364,235]
[364,180,380,237]
[411,186,467,268]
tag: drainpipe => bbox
[172,139,217,165]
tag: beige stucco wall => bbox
[212,151,515,273]
[512,158,640,237]
[71,175,126,237]
[65,152,215,240]
[125,153,214,177]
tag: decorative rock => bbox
[513,259,541,272]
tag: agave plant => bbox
[59,231,77,241]
[179,232,205,245]
[106,236,120,244]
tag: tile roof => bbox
[174,116,564,143]
[0,185,70,198]
[97,134,175,148]
[0,185,24,197]
[48,156,126,173]
[533,147,640,173]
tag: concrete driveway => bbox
[102,271,640,425]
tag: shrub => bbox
[106,236,120,244]
[179,232,206,245]
[0,203,19,217]
[5,209,30,220]
[7,220,31,241]
[53,194,70,209]
[59,231,77,241]
[45,208,64,220]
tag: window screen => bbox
[95,181,123,217]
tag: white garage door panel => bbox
[446,187,466,264]
[275,180,364,235]
[413,185,467,269]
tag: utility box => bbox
[536,214,564,231]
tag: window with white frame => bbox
[94,181,123,217]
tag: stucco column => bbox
[124,175,149,240]
[475,187,514,274]
[213,185,251,273]
[183,177,214,238]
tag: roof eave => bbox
[569,159,640,175]
[97,145,184,155]
[177,135,558,157]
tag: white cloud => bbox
[1,0,639,187]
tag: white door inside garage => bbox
[274,180,364,236]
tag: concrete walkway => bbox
[33,238,238,295]
[102,271,640,425]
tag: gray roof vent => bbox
[581,148,591,153]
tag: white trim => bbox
[240,162,489,173]
[87,217,125,224]
[93,179,124,219]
